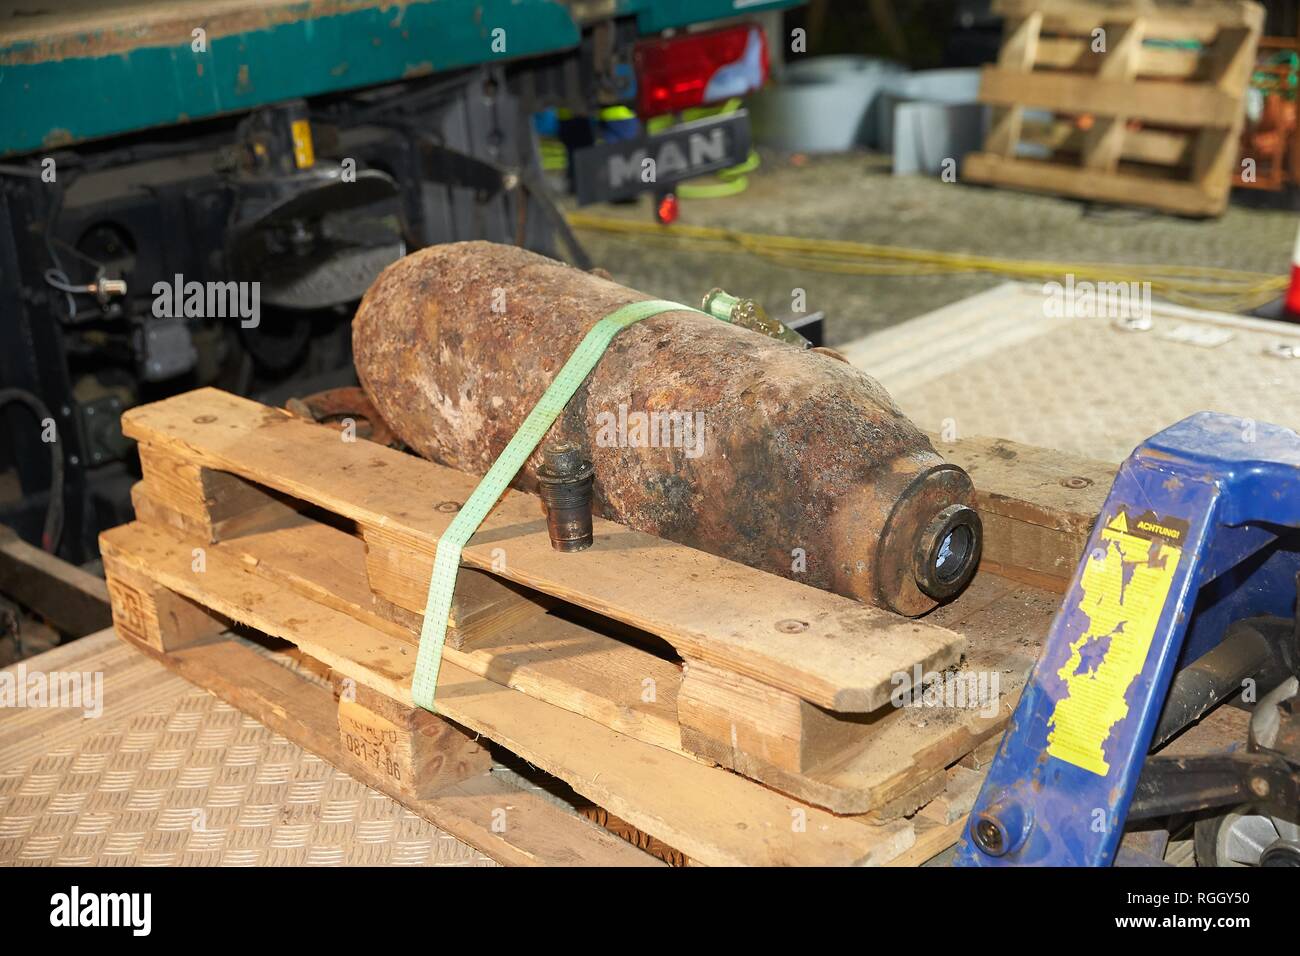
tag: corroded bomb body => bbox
[353,241,980,615]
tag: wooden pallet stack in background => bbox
[964,0,1264,215]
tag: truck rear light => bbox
[634,24,769,117]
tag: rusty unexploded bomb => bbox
[352,241,981,616]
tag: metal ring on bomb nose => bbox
[915,504,983,600]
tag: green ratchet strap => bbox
[412,298,705,712]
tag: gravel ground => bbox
[568,150,1300,346]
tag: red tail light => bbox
[634,24,769,117]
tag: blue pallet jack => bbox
[956,412,1300,867]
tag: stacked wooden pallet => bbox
[99,387,1070,865]
[964,0,1264,215]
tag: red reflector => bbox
[635,24,769,117]
[656,193,679,224]
[1286,224,1300,319]
[1285,264,1300,317]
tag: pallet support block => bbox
[336,684,492,800]
[102,555,226,653]
[678,658,870,775]
[361,525,554,649]
[136,444,300,542]
[932,434,1110,592]
[1079,19,1144,171]
[984,13,1042,157]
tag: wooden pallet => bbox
[99,387,1069,865]
[964,0,1264,215]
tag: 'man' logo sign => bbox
[607,129,728,189]
[572,113,750,205]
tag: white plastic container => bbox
[871,68,989,175]
[749,56,905,153]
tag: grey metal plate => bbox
[841,282,1300,463]
[0,632,495,867]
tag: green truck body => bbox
[0,0,800,157]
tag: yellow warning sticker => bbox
[1046,509,1183,776]
[291,119,315,169]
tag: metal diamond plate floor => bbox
[841,282,1300,463]
[0,631,495,866]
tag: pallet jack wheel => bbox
[1194,806,1300,867]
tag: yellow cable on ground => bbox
[565,212,1288,313]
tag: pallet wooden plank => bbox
[1080,19,1145,172]
[145,500,1063,814]
[1191,26,1258,191]
[1020,119,1194,168]
[0,525,110,636]
[148,635,660,866]
[882,764,988,866]
[131,480,551,647]
[995,0,1264,37]
[979,65,1242,128]
[120,388,964,712]
[1032,36,1203,80]
[963,152,1229,216]
[99,520,914,866]
[359,525,558,648]
[985,13,1042,157]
